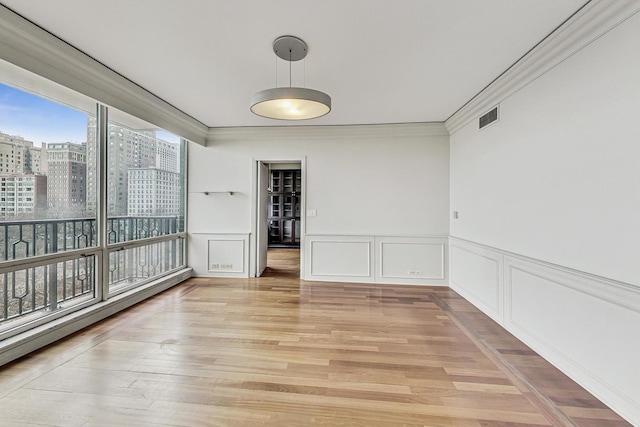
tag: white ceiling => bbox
[1,0,587,128]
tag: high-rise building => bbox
[25,145,47,174]
[44,142,86,215]
[85,117,157,216]
[0,173,47,218]
[0,132,27,174]
[155,139,179,173]
[0,132,45,174]
[128,138,180,217]
[127,168,180,216]
[0,132,48,219]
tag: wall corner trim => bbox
[445,0,640,135]
[206,122,449,145]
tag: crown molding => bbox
[206,122,448,145]
[0,5,209,145]
[445,0,640,135]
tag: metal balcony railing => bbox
[0,216,178,261]
[0,216,182,328]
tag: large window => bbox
[0,76,99,335]
[0,60,187,339]
[105,109,186,294]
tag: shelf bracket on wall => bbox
[191,191,235,196]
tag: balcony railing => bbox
[1,254,96,326]
[0,216,178,261]
[0,216,182,330]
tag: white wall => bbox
[449,11,640,425]
[188,123,449,284]
[450,12,640,286]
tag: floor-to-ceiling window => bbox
[0,59,187,341]
[104,108,186,294]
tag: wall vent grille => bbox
[479,105,499,129]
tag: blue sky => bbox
[0,83,89,145]
[0,83,181,145]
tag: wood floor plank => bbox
[0,249,631,426]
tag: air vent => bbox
[479,105,499,129]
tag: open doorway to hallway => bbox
[255,161,302,278]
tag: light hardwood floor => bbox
[0,249,630,426]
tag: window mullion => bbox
[97,104,109,301]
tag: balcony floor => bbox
[0,250,630,426]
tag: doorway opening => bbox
[255,161,302,278]
[260,248,301,279]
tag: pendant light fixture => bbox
[250,35,331,120]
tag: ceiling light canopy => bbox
[250,36,331,121]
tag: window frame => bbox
[0,90,188,340]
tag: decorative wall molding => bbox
[0,5,208,145]
[450,236,639,304]
[449,241,502,322]
[505,255,640,315]
[189,233,250,278]
[504,260,640,425]
[208,239,246,274]
[445,0,640,134]
[305,235,447,285]
[306,236,374,283]
[376,236,447,285]
[449,236,640,425]
[207,122,449,145]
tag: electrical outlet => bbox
[210,263,220,269]
[220,264,233,269]
[408,270,421,275]
[453,211,459,219]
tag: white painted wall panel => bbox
[449,240,502,320]
[208,239,244,273]
[380,243,442,278]
[309,240,371,278]
[304,235,447,285]
[188,233,249,277]
[505,257,640,424]
[376,237,447,285]
[449,237,640,424]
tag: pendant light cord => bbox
[289,49,292,88]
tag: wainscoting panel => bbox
[376,236,447,285]
[189,233,250,278]
[305,235,447,285]
[449,240,503,322]
[306,236,373,283]
[505,256,640,425]
[449,237,640,425]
